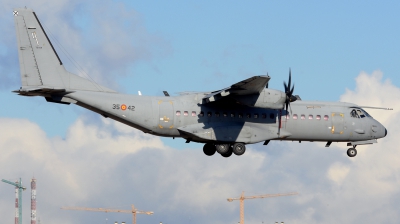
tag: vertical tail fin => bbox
[13,8,115,93]
[14,8,66,88]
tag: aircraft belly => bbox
[178,122,291,144]
[213,125,252,142]
[177,123,249,142]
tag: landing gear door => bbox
[331,112,344,134]
[158,100,174,129]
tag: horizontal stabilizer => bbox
[13,87,66,96]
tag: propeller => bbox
[278,68,297,136]
[283,68,297,113]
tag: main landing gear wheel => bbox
[221,148,233,157]
[216,144,230,154]
[203,143,216,156]
[347,148,357,157]
[232,143,246,156]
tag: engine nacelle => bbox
[233,89,286,109]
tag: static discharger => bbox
[227,191,298,224]
[61,204,153,224]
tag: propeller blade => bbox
[277,110,281,136]
[290,85,295,96]
[285,101,289,114]
[279,68,296,136]
[288,68,291,92]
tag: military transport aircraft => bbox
[12,8,390,158]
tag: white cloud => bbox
[327,162,350,185]
[340,70,399,123]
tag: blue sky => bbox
[1,1,400,224]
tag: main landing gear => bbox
[347,147,357,157]
[203,143,246,157]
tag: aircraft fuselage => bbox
[66,90,386,145]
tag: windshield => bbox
[350,108,371,118]
[361,109,372,118]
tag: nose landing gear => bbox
[347,147,357,157]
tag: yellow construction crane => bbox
[61,204,153,224]
[227,191,298,224]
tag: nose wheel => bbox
[347,148,357,157]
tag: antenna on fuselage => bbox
[163,91,170,97]
[138,91,142,96]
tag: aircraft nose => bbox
[385,128,387,137]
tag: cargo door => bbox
[331,112,344,134]
[158,100,174,129]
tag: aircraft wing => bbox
[202,75,270,103]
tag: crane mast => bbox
[227,191,298,224]
[2,178,26,224]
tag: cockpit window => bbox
[350,108,370,118]
[357,109,365,118]
[350,109,359,118]
[361,109,372,118]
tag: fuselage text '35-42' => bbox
[12,8,390,158]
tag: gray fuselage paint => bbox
[66,91,386,144]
